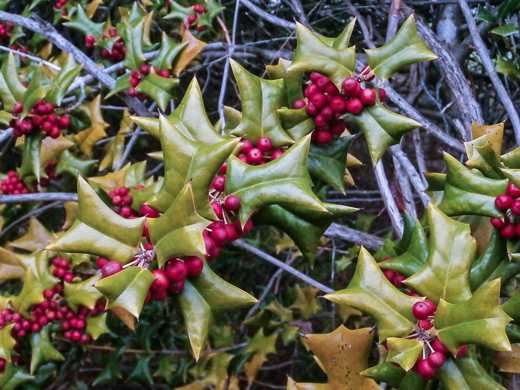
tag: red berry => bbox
[423,299,436,313]
[160,69,170,78]
[316,130,333,144]
[507,182,520,198]
[271,149,284,160]
[418,319,433,330]
[151,270,170,292]
[240,140,254,154]
[219,161,228,174]
[315,114,328,128]
[456,345,468,358]
[85,35,96,44]
[193,4,207,13]
[304,84,318,98]
[187,14,197,23]
[315,77,331,92]
[166,259,188,281]
[257,137,273,152]
[393,274,406,288]
[417,359,436,378]
[141,204,160,218]
[13,102,23,113]
[490,218,506,229]
[185,256,204,276]
[412,301,435,320]
[224,195,241,211]
[330,96,347,112]
[311,93,327,110]
[292,100,306,109]
[495,194,513,210]
[360,88,377,105]
[379,88,387,102]
[324,82,340,96]
[342,77,360,97]
[101,261,123,277]
[501,223,516,239]
[511,200,520,215]
[212,176,226,191]
[306,102,319,116]
[428,352,445,368]
[224,223,238,241]
[309,72,323,84]
[64,273,74,283]
[211,202,223,219]
[247,148,263,165]
[204,236,216,257]
[331,122,346,135]
[168,279,185,293]
[360,65,375,81]
[43,289,54,300]
[211,226,228,246]
[346,98,363,115]
[58,116,71,129]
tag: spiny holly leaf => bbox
[89,161,146,192]
[344,100,421,162]
[325,248,421,341]
[46,54,82,106]
[178,261,257,360]
[16,251,59,288]
[0,247,25,281]
[254,203,357,266]
[435,279,512,354]
[493,344,520,373]
[95,266,155,319]
[148,183,210,267]
[227,60,294,147]
[405,204,476,304]
[172,30,206,76]
[146,116,239,218]
[436,350,505,389]
[0,364,33,390]
[127,355,154,385]
[361,362,405,388]
[22,65,53,115]
[19,131,42,181]
[0,324,16,362]
[289,285,320,319]
[63,5,104,39]
[106,73,132,99]
[298,325,380,389]
[29,325,64,374]
[100,112,133,171]
[308,136,354,192]
[64,274,103,311]
[149,33,188,70]
[74,96,109,156]
[386,338,423,371]
[86,312,110,340]
[92,351,122,385]
[47,176,145,264]
[465,123,504,179]
[10,217,58,252]
[437,153,508,217]
[288,20,356,86]
[10,267,57,317]
[226,135,328,225]
[136,73,179,111]
[266,58,304,107]
[278,106,315,141]
[365,15,437,82]
[0,52,25,111]
[40,135,74,166]
[55,150,96,177]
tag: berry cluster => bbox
[0,171,33,195]
[183,4,207,32]
[85,28,126,63]
[380,257,413,293]
[108,186,138,218]
[0,22,14,39]
[51,257,75,283]
[127,63,170,98]
[52,0,69,9]
[293,70,386,144]
[491,182,520,238]
[148,256,204,300]
[39,160,60,187]
[10,100,71,139]
[222,137,284,170]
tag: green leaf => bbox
[178,260,257,360]
[288,20,356,85]
[127,355,153,384]
[0,52,25,111]
[100,112,133,171]
[503,284,520,323]
[16,251,59,288]
[324,248,421,341]
[0,324,16,362]
[499,0,520,19]
[29,325,64,374]
[491,23,519,37]
[148,183,210,267]
[119,22,145,70]
[254,203,356,266]
[226,135,328,225]
[404,204,475,304]
[92,351,122,385]
[227,60,294,147]
[146,116,239,218]
[136,72,178,111]
[0,364,34,390]
[436,350,505,390]
[277,106,315,141]
[19,132,42,181]
[63,5,104,40]
[86,312,110,340]
[47,176,145,263]
[437,153,508,217]
[308,136,353,192]
[386,337,423,371]
[95,266,155,319]
[361,363,405,388]
[55,150,96,177]
[435,279,512,354]
[22,65,53,115]
[496,56,520,79]
[46,54,83,106]
[149,33,188,70]
[343,100,421,162]
[475,5,498,22]
[266,58,304,107]
[64,274,103,311]
[365,15,437,81]
[105,73,132,99]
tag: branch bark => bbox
[0,193,78,203]
[324,223,385,249]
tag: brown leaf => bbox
[173,30,207,76]
[10,217,58,252]
[40,135,74,166]
[110,306,135,330]
[493,344,520,373]
[74,96,108,156]
[290,285,320,319]
[0,247,25,281]
[287,377,330,390]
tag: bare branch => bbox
[324,223,385,249]
[0,193,78,203]
[240,0,296,30]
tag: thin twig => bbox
[324,223,385,249]
[0,201,62,241]
[240,0,296,30]
[0,44,61,71]
[0,192,78,203]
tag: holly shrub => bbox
[0,0,518,389]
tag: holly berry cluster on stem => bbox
[127,62,172,98]
[0,171,34,195]
[10,100,71,139]
[0,22,14,39]
[85,28,126,63]
[491,182,520,238]
[184,4,207,32]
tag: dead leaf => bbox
[9,217,58,252]
[173,30,207,76]
[494,344,520,373]
[75,96,108,156]
[290,285,320,319]
[0,247,25,281]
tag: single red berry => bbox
[507,182,520,198]
[193,4,207,13]
[304,84,318,98]
[271,149,284,160]
[331,122,346,135]
[360,65,375,81]
[257,137,273,152]
[204,236,216,257]
[428,352,445,368]
[456,345,468,358]
[379,88,387,102]
[160,69,170,78]
[393,274,406,288]
[311,93,327,109]
[139,63,150,75]
[423,299,436,313]
[43,289,54,300]
[490,218,506,229]
[166,259,188,281]
[346,98,363,115]
[102,261,123,277]
[219,161,228,174]
[330,96,347,112]
[292,99,306,109]
[85,35,96,45]
[416,359,436,379]
[501,223,516,239]
[187,14,197,23]
[324,82,340,96]
[342,77,360,97]
[240,140,254,154]
[412,301,434,320]
[64,273,74,283]
[168,279,185,293]
[309,72,323,84]
[511,200,520,215]
[315,76,331,92]
[58,116,71,129]
[247,148,263,165]
[141,204,160,218]
[185,256,204,276]
[211,226,228,246]
[360,88,377,105]
[212,176,226,191]
[418,319,433,330]
[383,269,396,283]
[13,102,23,113]
[495,194,513,211]
[224,223,238,241]
[224,195,241,211]
[151,270,170,292]
[211,202,223,219]
[316,130,333,144]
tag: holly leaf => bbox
[136,73,179,111]
[386,338,423,371]
[63,5,104,39]
[15,251,59,288]
[361,362,405,388]
[0,364,33,390]
[148,183,210,267]
[0,52,25,111]
[227,60,294,147]
[465,123,504,179]
[325,248,421,341]
[146,116,239,218]
[290,285,320,319]
[404,204,476,304]
[86,312,110,340]
[149,33,188,70]
[55,150,96,177]
[117,21,145,70]
[226,135,328,225]
[127,355,154,385]
[100,111,133,171]
[435,279,512,354]
[308,136,354,192]
[64,274,103,311]
[40,135,74,166]
[0,324,16,362]
[105,73,132,99]
[10,267,57,317]
[178,261,257,360]
[344,100,421,163]
[365,15,437,82]
[95,266,155,319]
[47,176,145,263]
[46,54,82,106]
[74,96,109,156]
[19,132,42,181]
[10,217,58,252]
[278,107,315,141]
[493,344,520,373]
[22,65,53,115]
[299,325,380,389]
[0,247,25,281]
[437,153,508,217]
[266,58,304,107]
[172,30,206,76]
[288,20,356,86]
[29,325,64,374]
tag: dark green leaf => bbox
[149,33,188,70]
[29,326,64,374]
[136,73,178,111]
[63,5,104,40]
[118,22,146,70]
